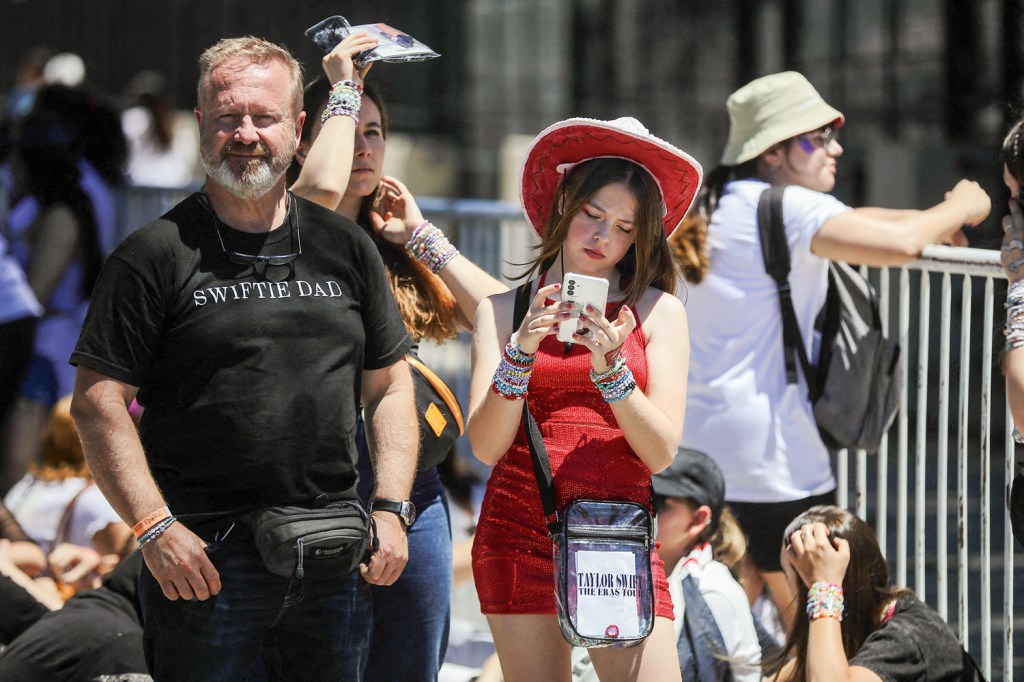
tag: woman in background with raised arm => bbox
[289,32,505,681]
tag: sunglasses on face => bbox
[796,126,839,154]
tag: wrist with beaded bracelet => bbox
[590,355,636,403]
[491,338,535,400]
[406,221,460,274]
[806,580,844,621]
[320,79,363,126]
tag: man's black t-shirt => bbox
[71,193,411,514]
[849,597,975,681]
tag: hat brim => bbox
[520,118,703,238]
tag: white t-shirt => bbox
[3,475,123,554]
[670,543,761,682]
[681,179,851,502]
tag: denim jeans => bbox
[139,517,371,682]
[357,439,453,681]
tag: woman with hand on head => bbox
[289,32,505,681]
[772,505,980,682]
[671,71,991,631]
[467,117,700,681]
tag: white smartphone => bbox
[557,272,609,343]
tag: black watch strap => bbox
[370,498,417,528]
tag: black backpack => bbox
[757,186,900,453]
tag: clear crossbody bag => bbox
[513,284,656,648]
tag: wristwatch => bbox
[370,498,417,528]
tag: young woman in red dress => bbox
[466,117,702,681]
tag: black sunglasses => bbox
[213,193,302,267]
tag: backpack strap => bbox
[756,186,821,402]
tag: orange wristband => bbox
[132,506,171,538]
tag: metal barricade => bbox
[118,188,1020,679]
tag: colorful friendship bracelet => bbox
[806,580,844,621]
[491,340,535,400]
[132,505,171,539]
[137,515,177,548]
[321,79,363,126]
[406,221,460,274]
[590,356,636,403]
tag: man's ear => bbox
[194,107,202,126]
[295,139,309,166]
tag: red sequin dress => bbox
[472,296,673,618]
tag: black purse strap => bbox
[512,282,561,536]
[756,185,820,402]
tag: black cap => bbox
[652,447,725,520]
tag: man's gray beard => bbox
[201,144,293,200]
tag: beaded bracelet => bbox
[491,340,536,400]
[590,356,636,403]
[132,505,171,539]
[1006,280,1024,351]
[320,79,362,126]
[406,221,460,274]
[137,515,177,548]
[806,580,844,621]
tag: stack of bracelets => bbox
[590,355,636,403]
[491,339,535,400]
[1006,280,1024,444]
[806,580,844,621]
[133,505,177,549]
[320,79,362,126]
[406,221,460,274]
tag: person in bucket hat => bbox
[466,117,701,680]
[670,71,990,630]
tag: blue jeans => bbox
[357,441,453,681]
[139,518,371,681]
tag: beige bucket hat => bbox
[719,71,844,166]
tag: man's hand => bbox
[359,511,408,586]
[141,522,221,601]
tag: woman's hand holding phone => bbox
[514,283,573,354]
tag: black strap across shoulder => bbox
[512,281,561,535]
[756,186,821,402]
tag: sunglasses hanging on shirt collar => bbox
[202,190,302,282]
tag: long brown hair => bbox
[518,157,677,307]
[30,396,90,482]
[292,78,459,343]
[355,85,458,343]
[770,505,912,681]
[670,159,759,284]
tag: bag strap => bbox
[405,353,465,435]
[756,186,821,402]
[512,281,561,536]
[54,480,94,548]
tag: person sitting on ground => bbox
[0,551,149,681]
[770,505,981,682]
[3,395,131,585]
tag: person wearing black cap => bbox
[653,448,761,682]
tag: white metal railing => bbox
[119,189,1021,680]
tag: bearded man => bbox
[69,36,418,679]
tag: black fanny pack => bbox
[245,500,375,580]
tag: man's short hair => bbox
[197,36,303,117]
